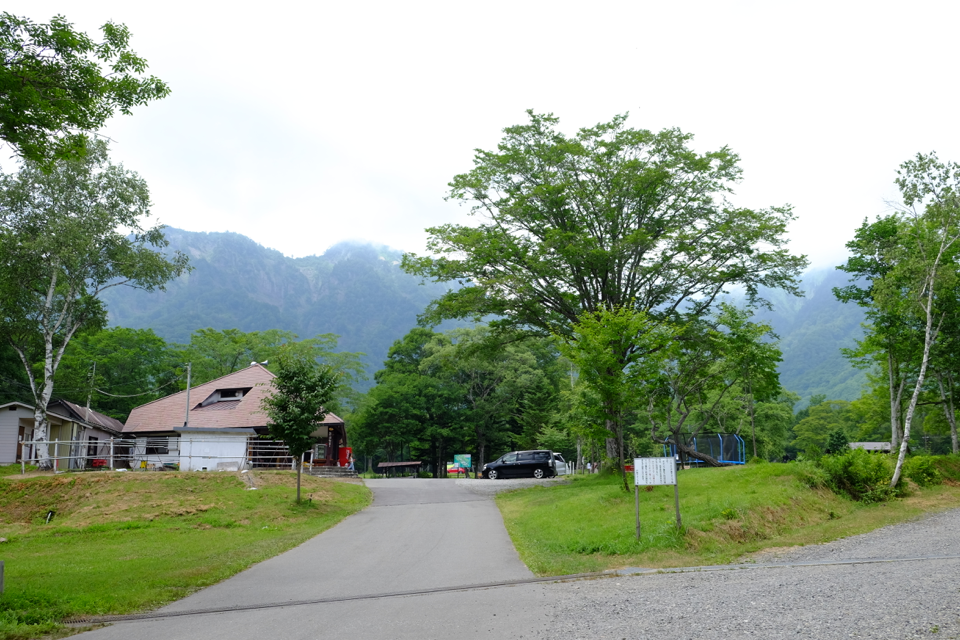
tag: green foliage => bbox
[0,12,169,165]
[351,326,566,474]
[793,400,859,454]
[825,429,850,455]
[0,141,188,467]
[816,450,898,502]
[52,327,176,421]
[262,349,338,459]
[904,456,942,487]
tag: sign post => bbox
[453,454,472,478]
[632,457,681,540]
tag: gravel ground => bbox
[538,508,960,639]
[455,476,570,497]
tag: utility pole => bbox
[183,363,192,428]
[85,361,96,423]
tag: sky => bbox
[9,0,960,270]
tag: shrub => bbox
[904,456,942,487]
[817,449,897,503]
[825,429,850,455]
[795,460,829,489]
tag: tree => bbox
[645,305,783,468]
[53,326,177,421]
[403,111,807,464]
[557,306,676,490]
[881,153,960,486]
[0,140,189,468]
[261,348,339,502]
[0,13,169,165]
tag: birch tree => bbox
[880,153,960,487]
[0,141,188,468]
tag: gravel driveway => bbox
[540,508,960,639]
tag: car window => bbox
[554,454,565,462]
[517,452,534,461]
[501,453,518,464]
[533,451,550,461]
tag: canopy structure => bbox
[377,461,422,477]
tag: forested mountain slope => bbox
[101,229,455,384]
[103,229,867,401]
[749,267,868,403]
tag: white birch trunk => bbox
[892,274,943,487]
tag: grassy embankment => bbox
[0,468,371,640]
[498,458,960,576]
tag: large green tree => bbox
[403,111,807,463]
[0,141,188,468]
[0,13,168,165]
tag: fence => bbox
[16,436,334,473]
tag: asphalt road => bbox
[75,478,960,640]
[76,478,554,639]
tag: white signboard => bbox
[633,457,676,486]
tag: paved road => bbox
[77,478,554,639]
[76,479,960,639]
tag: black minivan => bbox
[482,450,556,479]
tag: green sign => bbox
[454,454,472,469]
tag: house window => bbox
[145,438,169,455]
[87,436,99,458]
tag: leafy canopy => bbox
[0,13,169,165]
[403,110,807,338]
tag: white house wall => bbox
[179,435,248,471]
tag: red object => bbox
[339,447,352,467]
[624,464,634,472]
[92,459,107,468]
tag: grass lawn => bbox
[0,469,371,639]
[497,460,960,576]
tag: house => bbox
[0,399,124,467]
[122,363,347,470]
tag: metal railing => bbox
[16,437,342,473]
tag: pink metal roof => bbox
[122,364,344,434]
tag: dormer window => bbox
[198,387,252,408]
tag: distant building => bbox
[0,399,123,467]
[848,442,892,453]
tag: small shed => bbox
[377,461,422,477]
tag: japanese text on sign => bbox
[633,457,676,486]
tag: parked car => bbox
[482,450,556,479]
[553,453,569,475]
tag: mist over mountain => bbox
[103,228,868,402]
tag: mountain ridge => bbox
[103,228,868,401]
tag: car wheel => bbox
[532,468,545,479]
[488,469,498,480]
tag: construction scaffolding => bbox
[16,436,338,473]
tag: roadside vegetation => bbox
[498,456,960,576]
[0,470,370,640]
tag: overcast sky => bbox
[10,0,960,270]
